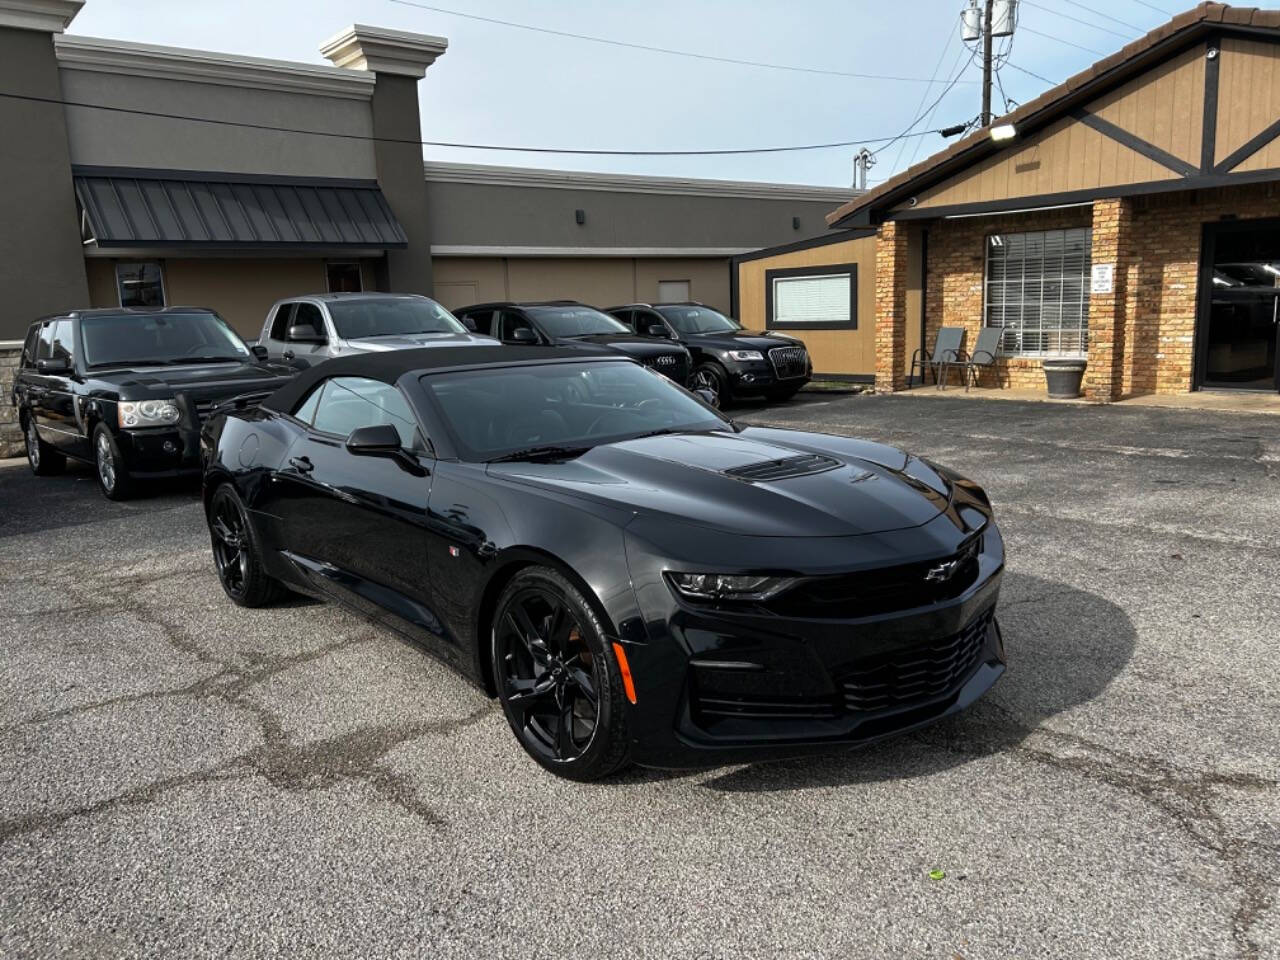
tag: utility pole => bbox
[981,0,994,127]
[853,148,875,190]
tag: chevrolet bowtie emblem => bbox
[925,560,960,582]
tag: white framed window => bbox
[765,265,857,329]
[985,228,1091,356]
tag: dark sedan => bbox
[200,345,1005,780]
[12,307,295,500]
[608,302,811,406]
[454,301,692,386]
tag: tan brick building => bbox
[735,3,1280,400]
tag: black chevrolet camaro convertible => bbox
[201,345,1005,780]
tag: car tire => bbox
[92,423,135,501]
[208,483,284,608]
[691,362,728,408]
[491,566,632,781]
[765,385,802,402]
[23,413,65,477]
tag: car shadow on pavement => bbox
[697,572,1136,793]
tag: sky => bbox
[66,0,1181,187]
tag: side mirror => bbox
[646,324,669,339]
[250,344,268,360]
[695,388,718,406]
[460,315,478,332]
[287,324,326,344]
[36,357,72,374]
[508,328,538,344]
[345,423,403,455]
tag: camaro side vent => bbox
[193,391,272,425]
[724,453,841,482]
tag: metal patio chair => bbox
[909,326,966,389]
[962,327,1003,391]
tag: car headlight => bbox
[667,572,798,601]
[725,350,764,362]
[118,398,181,428]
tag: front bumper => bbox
[115,426,202,477]
[618,520,1005,768]
[722,357,812,395]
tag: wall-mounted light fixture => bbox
[990,123,1017,142]
[574,208,586,225]
[792,216,801,230]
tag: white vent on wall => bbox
[773,274,850,325]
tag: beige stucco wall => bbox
[431,256,731,312]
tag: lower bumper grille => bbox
[769,345,808,380]
[840,608,994,713]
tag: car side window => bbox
[461,309,493,335]
[613,310,636,331]
[20,324,40,367]
[291,303,326,341]
[269,303,295,340]
[35,322,56,361]
[50,320,75,363]
[499,310,535,342]
[310,376,421,449]
[292,381,324,425]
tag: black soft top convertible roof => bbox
[262,344,621,414]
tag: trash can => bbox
[1042,359,1087,399]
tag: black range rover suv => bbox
[607,302,811,407]
[11,307,295,500]
[454,301,691,386]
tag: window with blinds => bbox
[772,273,852,326]
[985,228,1091,356]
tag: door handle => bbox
[288,455,313,474]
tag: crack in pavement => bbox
[917,700,1279,960]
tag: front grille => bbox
[767,534,983,619]
[839,608,993,713]
[695,695,839,721]
[724,453,841,482]
[192,391,271,426]
[769,345,808,380]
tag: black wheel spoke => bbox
[507,676,556,706]
[568,664,597,704]
[554,693,575,759]
[504,607,547,661]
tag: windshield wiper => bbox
[164,356,244,364]
[489,444,594,463]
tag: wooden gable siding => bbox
[1090,43,1205,168]
[1215,36,1280,166]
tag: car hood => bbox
[685,330,805,351]
[566,334,688,359]
[96,361,293,397]
[487,426,952,537]
[342,332,497,351]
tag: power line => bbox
[1126,0,1173,15]
[1020,1,1137,40]
[903,44,977,172]
[1058,0,1147,34]
[873,45,979,166]
[888,19,960,174]
[1005,60,1061,87]
[1019,25,1108,57]
[385,0,980,85]
[0,90,953,156]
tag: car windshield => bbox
[525,306,630,338]
[329,297,466,340]
[656,306,741,334]
[423,360,728,461]
[80,311,251,367]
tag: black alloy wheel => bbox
[24,415,65,476]
[92,424,134,500]
[492,567,631,780]
[691,363,726,408]
[208,484,282,607]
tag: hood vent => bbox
[724,453,842,482]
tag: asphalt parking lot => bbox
[2,393,1278,960]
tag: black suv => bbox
[11,307,295,500]
[454,301,692,386]
[607,302,811,406]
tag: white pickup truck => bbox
[256,292,494,367]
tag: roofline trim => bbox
[423,161,857,203]
[730,228,877,264]
[55,33,377,101]
[430,245,755,258]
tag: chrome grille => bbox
[769,345,808,380]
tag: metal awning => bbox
[73,166,407,251]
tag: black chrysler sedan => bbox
[201,346,1004,780]
[11,307,295,500]
[453,301,692,386]
[607,302,811,406]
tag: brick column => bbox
[1085,197,1133,402]
[875,220,910,392]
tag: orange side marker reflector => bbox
[612,642,638,704]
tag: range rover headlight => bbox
[667,572,799,601]
[118,398,181,428]
[725,350,764,362]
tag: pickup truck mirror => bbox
[287,324,326,344]
[460,315,477,332]
[250,344,268,360]
[36,357,72,374]
[345,423,403,455]
[507,328,538,344]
